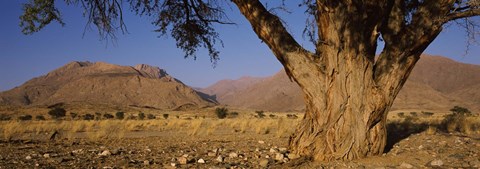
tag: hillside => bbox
[202,55,480,112]
[0,61,215,110]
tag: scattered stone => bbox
[178,157,188,165]
[229,152,238,158]
[259,159,269,167]
[430,159,444,167]
[111,149,121,155]
[287,153,300,160]
[99,150,111,156]
[269,148,278,153]
[72,149,83,154]
[208,152,216,157]
[25,155,32,160]
[170,163,176,167]
[279,147,288,153]
[197,158,205,164]
[143,160,150,165]
[275,153,284,161]
[258,140,265,144]
[216,155,224,163]
[43,154,50,158]
[400,162,413,168]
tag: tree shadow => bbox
[384,118,428,153]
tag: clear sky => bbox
[0,1,479,92]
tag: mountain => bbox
[0,61,215,110]
[202,55,480,112]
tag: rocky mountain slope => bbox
[202,55,480,112]
[0,61,214,110]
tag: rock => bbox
[279,147,288,153]
[259,159,269,167]
[208,152,217,157]
[258,140,265,144]
[287,153,300,160]
[216,155,224,163]
[143,160,150,165]
[99,150,111,156]
[197,158,205,164]
[25,156,32,160]
[269,148,278,153]
[178,157,188,165]
[275,153,284,161]
[170,163,176,167]
[229,152,238,158]
[430,159,444,167]
[72,149,83,154]
[53,157,65,163]
[111,149,121,155]
[43,154,50,158]
[400,162,413,168]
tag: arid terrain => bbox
[1,55,480,168]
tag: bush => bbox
[48,107,66,119]
[95,112,102,120]
[35,115,46,120]
[0,114,11,121]
[269,114,276,118]
[421,111,434,116]
[450,106,472,115]
[286,114,298,119]
[163,114,169,119]
[83,114,94,120]
[18,115,32,121]
[410,112,418,116]
[138,112,145,120]
[229,112,239,118]
[70,112,78,119]
[215,107,228,119]
[255,110,265,118]
[147,114,156,119]
[103,113,114,119]
[397,112,405,117]
[115,112,125,120]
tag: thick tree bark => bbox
[231,0,475,161]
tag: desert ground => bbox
[0,106,479,169]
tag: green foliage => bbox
[163,114,169,119]
[48,107,66,119]
[255,110,265,118]
[138,112,145,120]
[147,114,156,119]
[20,0,65,35]
[18,115,33,121]
[103,113,114,119]
[441,106,474,132]
[115,112,125,120]
[215,107,228,119]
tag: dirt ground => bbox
[0,109,479,169]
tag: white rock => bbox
[258,140,265,144]
[229,152,238,158]
[275,153,284,161]
[430,159,444,166]
[143,160,150,165]
[400,162,413,168]
[99,150,111,156]
[208,152,216,157]
[170,163,176,167]
[287,153,300,160]
[269,148,278,153]
[259,159,269,167]
[178,157,188,165]
[43,154,50,158]
[25,156,32,160]
[216,155,224,162]
[197,159,205,164]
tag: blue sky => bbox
[0,1,479,91]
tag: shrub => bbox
[450,106,472,116]
[103,113,114,119]
[70,112,78,119]
[18,115,32,121]
[115,112,125,120]
[35,115,46,120]
[421,111,434,116]
[95,112,102,120]
[410,112,418,116]
[229,112,239,118]
[147,114,156,119]
[286,114,298,119]
[138,112,145,120]
[215,107,228,119]
[0,114,11,121]
[255,110,265,118]
[397,112,405,117]
[83,114,94,120]
[163,114,169,119]
[269,114,276,118]
[48,107,66,119]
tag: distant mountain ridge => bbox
[0,61,215,110]
[201,55,480,112]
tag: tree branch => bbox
[445,8,480,22]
